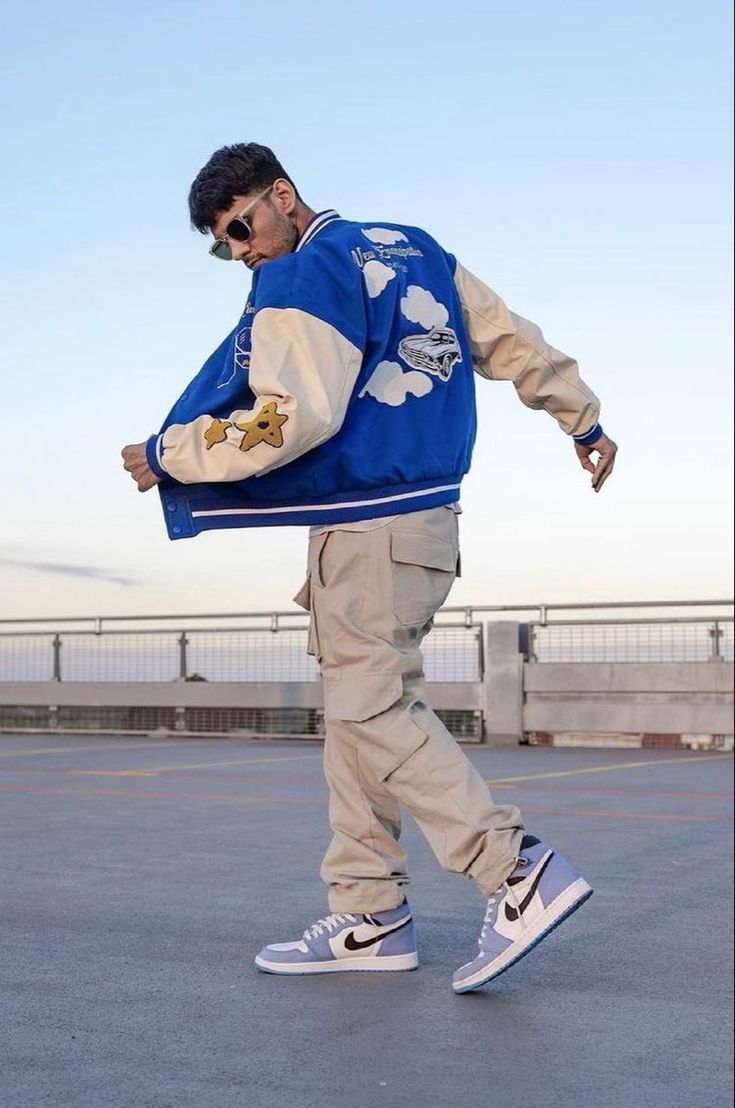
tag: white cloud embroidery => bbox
[359,360,433,406]
[362,259,396,298]
[362,227,409,245]
[400,285,449,329]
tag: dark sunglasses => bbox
[209,186,273,260]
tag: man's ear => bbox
[271,178,297,215]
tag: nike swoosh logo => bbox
[504,852,554,922]
[343,917,412,951]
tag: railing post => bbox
[528,624,539,663]
[52,634,62,682]
[178,632,188,680]
[518,623,532,661]
[709,621,723,661]
[477,622,485,683]
[483,622,524,745]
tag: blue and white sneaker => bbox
[255,903,418,975]
[452,835,593,993]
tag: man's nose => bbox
[229,239,251,263]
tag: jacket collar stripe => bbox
[296,210,341,252]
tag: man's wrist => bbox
[145,434,168,479]
[573,423,604,448]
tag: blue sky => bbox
[0,0,732,619]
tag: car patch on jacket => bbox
[398,327,462,381]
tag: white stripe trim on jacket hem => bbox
[191,483,461,518]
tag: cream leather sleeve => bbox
[454,263,600,437]
[154,308,363,484]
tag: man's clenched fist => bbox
[122,442,161,492]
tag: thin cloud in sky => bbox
[0,555,137,587]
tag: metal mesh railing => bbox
[54,705,179,732]
[179,706,322,735]
[423,625,481,682]
[0,602,730,741]
[60,634,181,682]
[530,620,733,663]
[0,705,51,729]
[186,630,318,682]
[0,604,731,682]
[436,709,483,739]
[0,635,56,681]
[0,624,482,683]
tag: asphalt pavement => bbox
[1,734,733,1108]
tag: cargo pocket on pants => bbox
[307,605,321,662]
[390,531,458,626]
[292,575,321,660]
[292,575,311,612]
[324,672,429,782]
[324,671,403,723]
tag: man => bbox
[122,143,617,993]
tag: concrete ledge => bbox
[524,698,733,734]
[524,662,734,693]
[0,681,481,712]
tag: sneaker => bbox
[254,903,419,975]
[452,835,593,993]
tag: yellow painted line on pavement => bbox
[0,740,186,759]
[75,770,161,777]
[486,752,733,786]
[143,752,324,771]
[71,752,325,777]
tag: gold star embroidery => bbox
[234,402,289,452]
[203,419,232,450]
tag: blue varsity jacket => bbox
[146,211,602,539]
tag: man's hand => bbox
[121,442,162,492]
[575,433,618,493]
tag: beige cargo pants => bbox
[295,506,525,914]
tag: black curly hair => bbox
[188,143,301,233]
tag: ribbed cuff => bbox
[573,422,604,447]
[145,434,167,479]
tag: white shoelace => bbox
[304,912,358,940]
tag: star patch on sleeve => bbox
[203,419,233,450]
[234,402,289,452]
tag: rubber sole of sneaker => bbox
[254,951,419,975]
[452,877,593,994]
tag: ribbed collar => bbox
[296,209,342,252]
